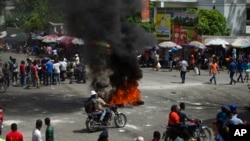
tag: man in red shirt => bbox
[19,60,26,87]
[6,123,23,141]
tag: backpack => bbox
[84,98,95,113]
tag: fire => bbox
[108,79,144,106]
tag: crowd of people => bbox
[140,47,250,85]
[0,52,84,89]
[0,117,54,141]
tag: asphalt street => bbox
[0,51,249,141]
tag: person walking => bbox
[154,51,160,71]
[209,59,219,85]
[2,63,10,87]
[6,123,23,141]
[44,118,54,141]
[236,59,244,83]
[32,119,43,141]
[228,59,237,85]
[244,59,250,82]
[179,58,188,83]
[11,58,18,85]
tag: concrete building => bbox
[0,0,15,25]
[151,0,250,36]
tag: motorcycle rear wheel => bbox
[86,119,98,132]
[114,113,127,128]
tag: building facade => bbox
[151,0,249,36]
[0,0,15,25]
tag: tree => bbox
[0,0,5,15]
[123,1,155,32]
[186,9,230,36]
[5,0,65,32]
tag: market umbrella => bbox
[10,33,29,42]
[0,31,7,39]
[42,34,59,43]
[158,41,182,49]
[183,41,206,50]
[31,34,44,40]
[57,35,74,45]
[71,38,84,45]
[205,38,230,48]
[231,38,250,48]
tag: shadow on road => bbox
[0,90,89,116]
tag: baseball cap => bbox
[90,90,97,96]
[134,136,144,141]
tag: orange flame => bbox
[108,79,142,105]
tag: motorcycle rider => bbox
[90,90,110,124]
[179,102,196,141]
[167,105,184,140]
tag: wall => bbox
[224,0,246,36]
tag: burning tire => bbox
[85,119,98,132]
[114,113,127,128]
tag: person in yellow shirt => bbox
[209,59,219,85]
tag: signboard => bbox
[141,0,150,22]
[172,13,198,44]
[155,14,171,40]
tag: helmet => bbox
[229,104,237,111]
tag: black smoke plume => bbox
[64,0,156,92]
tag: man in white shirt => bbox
[32,119,43,141]
[179,58,188,83]
[53,60,61,85]
[60,58,67,81]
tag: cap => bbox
[90,90,97,96]
[134,136,144,141]
[75,54,78,57]
[229,104,237,111]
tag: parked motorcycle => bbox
[74,64,86,83]
[162,119,212,141]
[85,105,127,132]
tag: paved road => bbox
[0,51,249,141]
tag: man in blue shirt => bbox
[228,60,237,85]
[236,59,244,83]
[46,60,53,85]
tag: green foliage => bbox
[0,0,5,15]
[123,1,155,32]
[186,9,230,36]
[5,0,64,32]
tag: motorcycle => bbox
[74,64,86,83]
[162,119,212,141]
[85,105,127,132]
